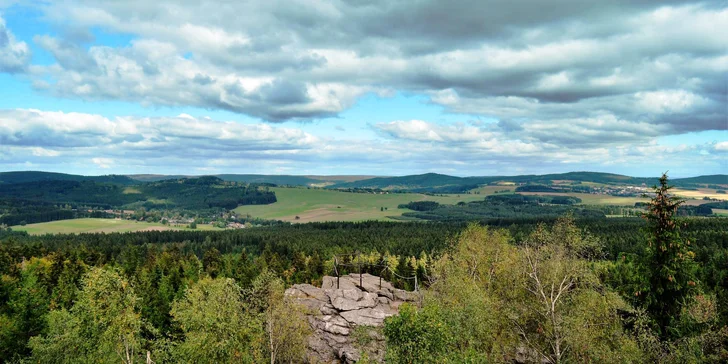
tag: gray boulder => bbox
[284,274,419,363]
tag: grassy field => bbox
[234,187,485,222]
[13,218,220,235]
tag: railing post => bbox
[334,256,340,289]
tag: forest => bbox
[399,194,602,221]
[0,177,277,225]
[0,175,726,362]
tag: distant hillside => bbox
[215,174,321,186]
[125,174,189,182]
[304,175,377,183]
[4,170,723,191]
[673,175,728,185]
[0,171,137,185]
[330,173,467,190]
[330,172,727,191]
[128,174,376,186]
[0,176,275,210]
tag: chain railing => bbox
[332,252,419,291]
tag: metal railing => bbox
[332,252,419,291]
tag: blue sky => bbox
[0,1,726,178]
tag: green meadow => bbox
[234,187,485,222]
[12,218,221,235]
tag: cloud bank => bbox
[0,109,723,176]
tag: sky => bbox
[0,1,726,178]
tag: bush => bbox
[383,304,451,363]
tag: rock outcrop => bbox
[285,273,420,363]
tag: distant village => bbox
[95,209,250,230]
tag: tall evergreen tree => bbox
[641,173,696,337]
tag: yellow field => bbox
[672,188,728,201]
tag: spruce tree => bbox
[642,173,696,337]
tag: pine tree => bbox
[641,173,696,337]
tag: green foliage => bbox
[641,173,697,337]
[1,259,51,360]
[0,209,724,362]
[0,171,137,185]
[202,247,223,278]
[385,220,645,363]
[402,194,601,221]
[515,184,560,192]
[171,277,263,363]
[0,197,100,226]
[398,201,441,211]
[384,303,451,363]
[426,224,519,360]
[49,258,85,310]
[262,273,311,364]
[515,218,642,363]
[0,177,276,214]
[29,267,148,364]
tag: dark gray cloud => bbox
[256,79,311,105]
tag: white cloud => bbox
[376,120,494,143]
[715,141,728,152]
[91,157,113,169]
[0,15,31,73]
[31,147,60,157]
[635,90,705,114]
[0,108,319,150]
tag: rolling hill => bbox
[0,171,137,185]
[328,172,728,191]
[127,174,376,186]
[0,177,276,210]
[2,170,724,192]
